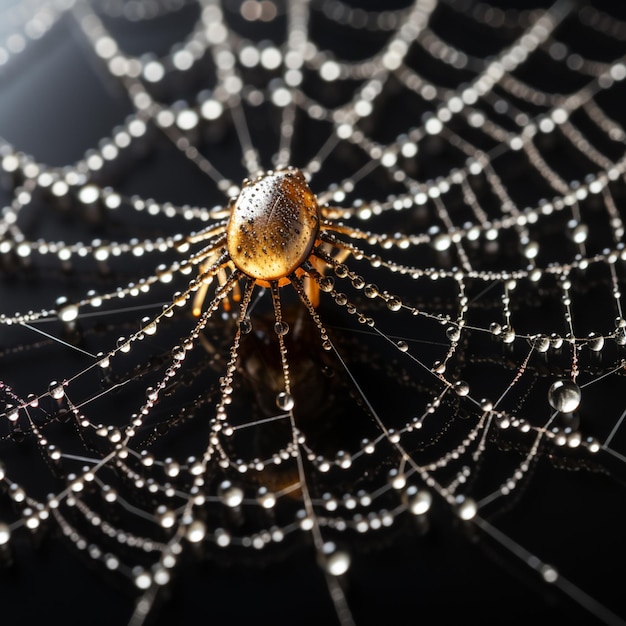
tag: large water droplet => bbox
[407,486,432,515]
[322,544,351,576]
[48,381,65,400]
[219,480,244,507]
[456,496,477,520]
[548,379,581,413]
[453,380,470,396]
[446,326,461,342]
[0,522,11,545]
[586,332,604,352]
[276,391,294,411]
[186,519,206,543]
[387,297,402,311]
[59,304,79,323]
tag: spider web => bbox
[1,1,626,625]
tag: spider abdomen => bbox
[227,168,320,281]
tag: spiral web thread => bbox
[1,0,626,624]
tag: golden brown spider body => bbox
[190,165,372,317]
[226,168,320,282]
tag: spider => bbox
[183,166,389,411]
[187,166,379,327]
[187,167,367,306]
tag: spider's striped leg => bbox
[193,258,239,316]
[301,214,371,307]
[304,218,373,306]
[186,224,240,316]
[302,255,325,308]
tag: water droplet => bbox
[456,496,477,520]
[351,276,365,289]
[479,398,493,411]
[143,319,157,335]
[322,543,351,576]
[433,233,451,251]
[587,332,604,352]
[387,297,402,311]
[548,379,581,413]
[186,519,206,543]
[454,380,470,396]
[133,568,152,589]
[319,276,334,292]
[541,564,559,583]
[276,392,295,411]
[153,566,170,586]
[0,522,10,545]
[257,487,276,509]
[407,487,432,515]
[215,528,231,547]
[59,304,79,322]
[502,326,516,343]
[48,381,65,400]
[158,508,176,529]
[586,437,600,453]
[274,321,289,336]
[388,468,406,489]
[364,284,379,298]
[534,334,550,352]
[446,326,461,342]
[523,241,539,259]
[117,337,131,353]
[219,481,244,507]
[239,318,252,334]
[570,223,588,243]
[334,264,348,278]
[550,333,563,349]
[336,450,352,468]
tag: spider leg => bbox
[302,221,366,307]
[320,220,370,242]
[217,264,240,312]
[289,272,331,350]
[186,222,228,245]
[192,248,235,317]
[187,224,240,316]
[302,255,325,307]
